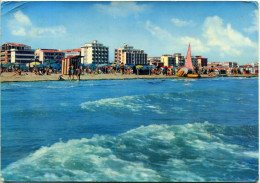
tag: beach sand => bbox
[0,72,258,83]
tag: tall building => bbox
[62,49,81,58]
[81,40,109,64]
[191,57,198,67]
[161,55,176,67]
[1,43,34,64]
[173,53,185,67]
[35,49,65,64]
[114,44,148,65]
[196,56,208,67]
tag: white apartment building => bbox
[114,44,148,65]
[1,43,34,64]
[161,55,176,67]
[35,49,65,64]
[173,53,185,67]
[81,40,109,64]
[10,47,35,64]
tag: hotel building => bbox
[1,43,34,64]
[114,44,148,65]
[81,40,109,64]
[196,56,208,67]
[161,55,176,67]
[173,53,185,67]
[35,49,65,64]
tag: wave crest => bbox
[2,122,258,181]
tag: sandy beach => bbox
[0,72,258,83]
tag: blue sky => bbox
[1,1,258,64]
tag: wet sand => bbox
[0,72,258,83]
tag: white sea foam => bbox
[2,122,258,181]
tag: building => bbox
[114,43,148,65]
[62,49,81,58]
[35,49,65,64]
[207,62,223,67]
[161,55,176,67]
[173,53,185,67]
[148,57,163,66]
[224,62,238,68]
[248,62,259,67]
[196,56,208,67]
[81,40,109,64]
[1,43,34,64]
[191,57,198,67]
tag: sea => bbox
[1,77,258,181]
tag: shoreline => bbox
[0,72,258,83]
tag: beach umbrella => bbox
[45,60,56,64]
[136,65,143,69]
[3,63,14,67]
[36,64,46,68]
[30,62,41,66]
[178,67,189,74]
[50,63,61,70]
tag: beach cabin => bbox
[62,56,82,75]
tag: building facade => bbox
[1,43,34,64]
[173,53,185,67]
[81,40,109,64]
[196,56,208,67]
[62,49,81,58]
[191,57,198,67]
[148,57,163,66]
[114,44,148,65]
[161,55,176,67]
[224,62,238,68]
[207,62,223,67]
[35,49,65,64]
[10,48,35,64]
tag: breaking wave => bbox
[2,122,258,181]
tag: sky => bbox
[1,1,259,64]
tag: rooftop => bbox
[4,43,30,47]
[62,49,81,52]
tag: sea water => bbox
[1,77,258,181]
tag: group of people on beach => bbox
[68,65,81,80]
[1,62,257,80]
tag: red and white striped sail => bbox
[185,43,193,70]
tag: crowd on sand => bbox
[1,62,258,82]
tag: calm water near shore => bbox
[1,77,258,181]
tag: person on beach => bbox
[233,67,237,75]
[133,65,137,75]
[58,75,64,80]
[209,66,214,77]
[68,66,72,80]
[164,67,168,76]
[76,68,81,80]
[71,66,74,79]
[120,62,124,75]
[113,63,117,74]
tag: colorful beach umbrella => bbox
[30,62,41,66]
[136,65,143,69]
